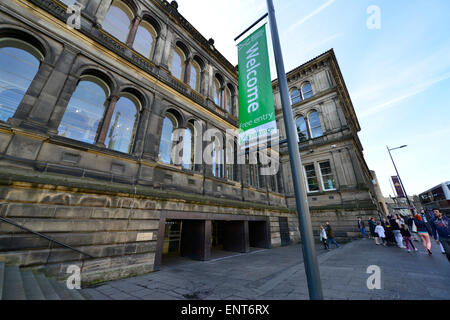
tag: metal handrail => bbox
[0,215,94,259]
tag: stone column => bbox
[93,0,113,27]
[26,47,78,130]
[9,61,54,128]
[132,99,152,157]
[126,16,142,48]
[159,28,174,71]
[47,73,80,134]
[142,94,164,161]
[183,57,191,85]
[96,95,120,147]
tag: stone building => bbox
[0,0,381,284]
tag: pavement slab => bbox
[80,239,450,300]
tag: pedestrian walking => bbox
[325,221,339,249]
[390,215,406,248]
[406,214,419,242]
[414,214,432,255]
[319,225,329,250]
[400,224,417,253]
[374,222,387,246]
[357,217,369,238]
[429,208,450,262]
[368,217,378,244]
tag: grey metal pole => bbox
[387,146,413,213]
[266,0,323,300]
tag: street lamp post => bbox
[266,0,323,300]
[387,145,414,213]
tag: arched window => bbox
[225,87,232,113]
[133,20,157,59]
[0,39,42,122]
[104,93,139,153]
[158,113,177,164]
[212,134,224,178]
[308,111,323,138]
[58,76,109,144]
[290,88,301,105]
[296,116,309,142]
[103,0,134,43]
[189,60,201,91]
[302,82,313,99]
[213,78,222,107]
[182,123,195,170]
[172,46,185,81]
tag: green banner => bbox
[237,24,277,147]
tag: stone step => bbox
[21,269,45,300]
[0,262,4,299]
[48,278,75,300]
[34,273,61,300]
[2,266,26,300]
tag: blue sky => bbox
[176,0,450,197]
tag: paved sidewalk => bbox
[81,239,450,300]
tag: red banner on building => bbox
[391,176,405,198]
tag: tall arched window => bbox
[0,39,43,122]
[213,78,222,107]
[296,116,309,142]
[133,20,157,59]
[158,113,177,164]
[189,60,201,91]
[58,76,109,144]
[182,123,195,170]
[104,93,139,153]
[225,87,232,113]
[172,46,185,81]
[212,134,224,178]
[308,111,323,138]
[302,82,313,99]
[290,88,301,104]
[102,0,134,43]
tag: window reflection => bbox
[0,45,41,122]
[213,78,222,106]
[302,82,313,99]
[182,125,195,170]
[225,87,232,113]
[103,1,133,43]
[58,79,108,144]
[172,47,185,81]
[309,111,323,138]
[296,116,309,142]
[104,96,138,153]
[133,20,156,59]
[189,60,201,91]
[159,114,176,164]
[290,88,301,104]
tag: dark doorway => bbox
[221,221,249,253]
[180,220,211,261]
[162,219,211,264]
[279,217,291,246]
[249,221,270,248]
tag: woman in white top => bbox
[375,222,387,246]
[319,225,329,250]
